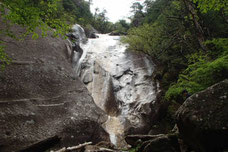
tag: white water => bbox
[76,34,159,148]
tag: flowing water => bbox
[75,34,160,148]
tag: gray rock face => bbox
[0,23,108,151]
[71,24,88,44]
[176,79,228,152]
[84,26,99,38]
[77,34,161,147]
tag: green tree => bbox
[92,9,114,33]
[0,0,71,38]
[0,0,94,69]
[124,0,228,143]
[130,2,144,27]
[143,0,173,24]
[0,0,74,69]
[193,0,227,13]
[124,0,228,99]
[112,20,130,35]
[62,0,93,25]
[124,0,196,76]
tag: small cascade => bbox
[71,30,160,148]
[68,24,88,74]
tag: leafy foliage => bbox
[165,52,228,101]
[193,0,227,13]
[92,8,115,33]
[124,0,227,97]
[128,144,141,152]
[62,0,93,26]
[0,0,95,69]
[0,0,71,38]
[0,0,72,69]
[165,38,228,100]
[122,23,162,54]
[0,43,11,70]
[130,2,144,27]
[123,0,198,90]
[112,20,130,35]
[143,0,173,24]
[123,0,228,131]
[205,38,228,58]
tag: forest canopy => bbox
[123,0,228,121]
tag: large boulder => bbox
[176,79,228,152]
[0,22,108,151]
[84,25,99,38]
[71,24,88,44]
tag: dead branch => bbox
[53,142,92,152]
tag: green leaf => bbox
[32,32,39,40]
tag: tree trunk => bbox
[183,0,207,51]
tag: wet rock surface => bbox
[176,79,228,152]
[71,24,88,44]
[76,34,161,147]
[84,26,99,39]
[0,23,108,152]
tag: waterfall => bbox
[72,31,160,148]
[69,24,88,75]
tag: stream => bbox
[73,31,160,148]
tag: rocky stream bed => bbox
[0,23,227,152]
